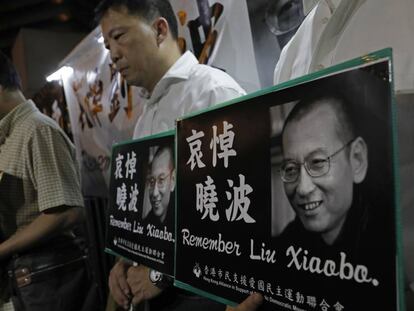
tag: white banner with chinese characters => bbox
[171,0,260,92]
[61,30,145,197]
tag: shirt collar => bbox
[0,100,37,145]
[148,51,198,105]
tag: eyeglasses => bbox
[147,172,172,189]
[280,139,355,183]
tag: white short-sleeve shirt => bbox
[133,51,246,139]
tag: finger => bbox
[115,276,132,309]
[128,280,143,297]
[117,272,131,297]
[109,288,129,310]
[115,262,131,297]
[109,269,130,308]
[239,293,264,311]
[132,290,145,306]
[227,293,263,311]
[14,268,29,278]
[127,267,144,296]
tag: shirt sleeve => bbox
[28,124,84,212]
[206,86,246,108]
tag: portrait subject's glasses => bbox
[147,172,172,190]
[280,139,355,183]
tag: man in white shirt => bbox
[95,0,262,310]
[274,0,414,90]
[273,0,414,309]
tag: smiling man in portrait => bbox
[280,90,368,247]
[144,145,175,228]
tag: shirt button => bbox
[322,17,329,24]
[316,64,325,70]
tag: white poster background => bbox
[171,0,260,92]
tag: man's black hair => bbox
[95,0,178,40]
[0,52,22,91]
[152,144,174,170]
[282,89,357,146]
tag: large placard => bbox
[106,132,175,275]
[175,49,402,310]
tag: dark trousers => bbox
[7,238,99,311]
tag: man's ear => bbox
[153,17,169,46]
[350,136,368,184]
[170,169,176,192]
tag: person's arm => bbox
[0,205,83,260]
[226,293,263,311]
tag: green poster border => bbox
[104,248,135,264]
[111,129,176,149]
[175,48,405,310]
[177,48,394,121]
[388,54,406,311]
[174,280,238,307]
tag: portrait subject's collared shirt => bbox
[0,100,83,239]
[133,51,246,139]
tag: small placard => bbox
[106,132,175,275]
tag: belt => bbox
[10,255,87,288]
[7,239,87,288]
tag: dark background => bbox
[0,0,100,57]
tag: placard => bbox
[106,132,175,275]
[175,49,402,310]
